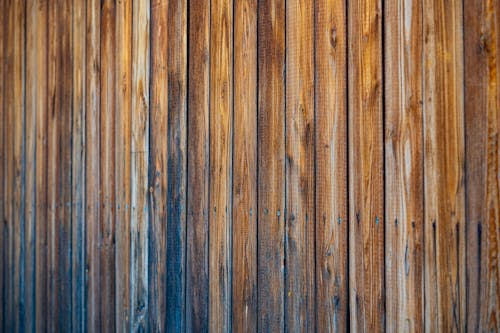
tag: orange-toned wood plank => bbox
[384,0,424,331]
[209,0,233,328]
[186,0,210,329]
[114,0,132,330]
[348,0,385,331]
[315,0,348,329]
[423,0,465,330]
[464,0,500,331]
[232,0,257,330]
[0,0,5,329]
[257,0,286,329]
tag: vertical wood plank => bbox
[72,0,86,331]
[257,0,286,329]
[465,0,500,331]
[232,0,257,330]
[115,0,132,330]
[209,0,233,328]
[384,0,424,331]
[85,0,101,330]
[34,0,48,330]
[148,0,168,330]
[285,0,315,330]
[131,0,150,329]
[314,0,348,329]
[186,0,210,329]
[0,0,5,328]
[348,0,385,331]
[25,0,37,331]
[166,0,188,330]
[423,0,465,331]
[100,1,116,331]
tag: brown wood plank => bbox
[209,0,233,328]
[314,0,348,329]
[348,0,385,331]
[384,0,424,331]
[34,0,48,331]
[72,0,86,331]
[85,0,101,330]
[186,0,210,329]
[148,0,168,330]
[232,0,257,330]
[464,0,500,331]
[285,0,315,330]
[130,0,150,330]
[423,0,465,331]
[257,0,286,329]
[165,0,188,330]
[114,0,132,330]
[100,1,116,331]
[0,0,5,329]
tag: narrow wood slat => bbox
[100,1,116,331]
[285,0,315,330]
[209,0,233,328]
[384,0,424,331]
[85,0,101,330]
[114,0,132,330]
[34,0,48,331]
[423,0,465,331]
[0,0,5,328]
[465,0,500,331]
[148,0,168,330]
[166,0,188,330]
[232,0,257,330]
[315,0,348,329]
[257,0,286,329]
[131,0,150,329]
[186,0,210,329]
[348,0,385,331]
[72,0,86,331]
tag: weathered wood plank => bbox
[72,0,86,331]
[285,0,315,330]
[186,0,210,329]
[314,0,348,329]
[423,0,465,331]
[464,0,500,331]
[85,0,101,330]
[257,0,286,329]
[232,0,257,330]
[0,0,5,328]
[100,1,116,331]
[148,0,168,330]
[34,0,48,331]
[348,0,385,331]
[384,0,424,331]
[166,0,188,330]
[131,0,150,329]
[209,0,233,328]
[114,0,132,330]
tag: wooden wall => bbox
[0,0,499,331]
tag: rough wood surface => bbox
[384,0,424,331]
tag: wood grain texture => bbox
[209,0,233,329]
[166,0,188,330]
[0,0,5,329]
[348,0,385,331]
[257,0,286,329]
[285,0,315,330]
[186,0,210,330]
[423,0,465,331]
[85,0,101,330]
[130,0,150,330]
[114,0,132,330]
[314,0,348,329]
[232,0,257,330]
[384,0,424,331]
[465,0,500,331]
[149,0,168,330]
